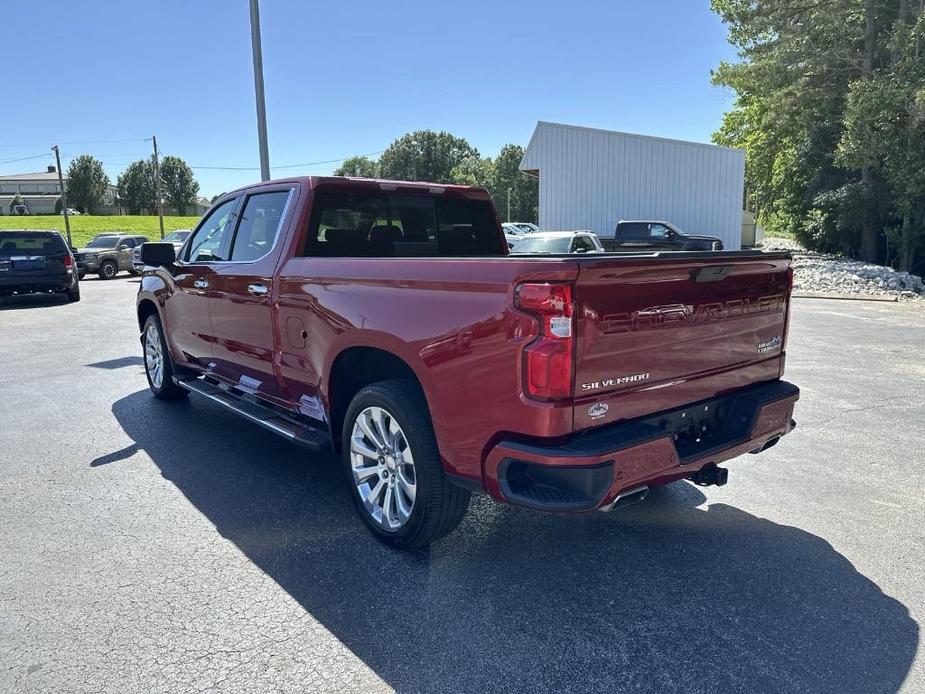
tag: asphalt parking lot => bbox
[1,277,923,694]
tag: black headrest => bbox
[439,224,478,255]
[369,225,402,242]
[323,228,366,255]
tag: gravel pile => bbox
[759,237,924,300]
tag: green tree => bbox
[117,159,156,214]
[9,193,25,214]
[334,155,379,177]
[378,131,478,183]
[712,0,925,269]
[491,144,538,223]
[160,155,199,216]
[450,155,494,188]
[66,155,110,214]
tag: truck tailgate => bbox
[572,252,792,431]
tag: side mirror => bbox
[140,242,176,267]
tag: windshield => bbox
[511,236,572,254]
[0,232,65,256]
[514,223,537,233]
[86,237,120,249]
[163,231,191,243]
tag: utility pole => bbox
[151,135,165,239]
[51,146,71,247]
[249,0,271,181]
[507,188,512,222]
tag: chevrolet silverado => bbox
[136,176,799,548]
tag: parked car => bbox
[137,176,798,548]
[0,230,80,302]
[74,233,149,279]
[599,220,724,252]
[133,230,191,273]
[511,230,604,254]
[506,222,540,234]
[61,208,81,216]
[502,222,541,249]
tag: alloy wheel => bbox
[349,406,417,530]
[144,323,164,389]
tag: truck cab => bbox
[601,220,724,252]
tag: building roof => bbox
[0,171,63,181]
[520,121,743,173]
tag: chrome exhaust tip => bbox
[599,485,649,512]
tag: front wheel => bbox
[98,260,118,279]
[342,380,470,548]
[142,314,188,400]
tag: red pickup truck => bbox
[136,176,799,548]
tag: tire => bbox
[342,379,470,548]
[142,314,188,400]
[78,272,86,280]
[98,260,118,280]
[66,286,80,303]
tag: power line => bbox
[0,137,149,148]
[0,152,50,166]
[189,150,385,171]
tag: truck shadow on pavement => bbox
[106,390,918,694]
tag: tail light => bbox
[63,254,73,269]
[515,282,574,400]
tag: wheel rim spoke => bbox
[352,463,382,484]
[350,436,379,461]
[357,411,384,449]
[365,478,385,506]
[382,485,394,528]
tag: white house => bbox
[519,121,746,250]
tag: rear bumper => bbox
[0,272,73,294]
[484,380,799,511]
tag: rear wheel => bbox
[142,314,188,400]
[98,260,118,280]
[66,286,80,303]
[342,380,470,548]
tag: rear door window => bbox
[571,236,596,253]
[618,223,650,240]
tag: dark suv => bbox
[74,233,149,279]
[600,220,724,252]
[0,230,80,302]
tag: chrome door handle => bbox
[193,278,208,289]
[247,283,268,296]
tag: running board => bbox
[174,375,330,451]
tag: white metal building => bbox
[519,121,745,250]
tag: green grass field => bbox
[0,215,202,248]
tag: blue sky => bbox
[1,1,737,198]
